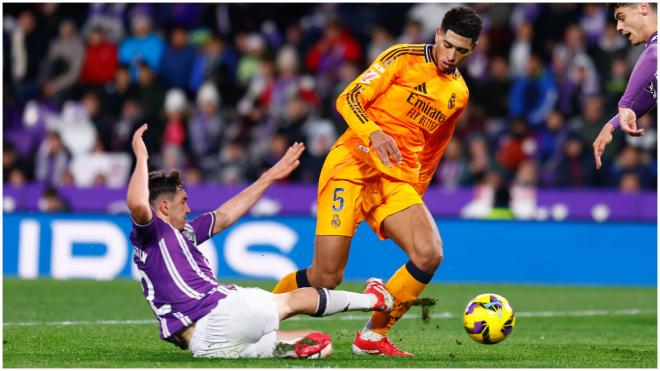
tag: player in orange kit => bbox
[273,7,483,356]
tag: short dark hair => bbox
[148,170,183,205]
[611,3,658,13]
[440,7,483,43]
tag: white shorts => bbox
[188,286,280,358]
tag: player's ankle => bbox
[360,329,385,341]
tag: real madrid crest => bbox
[448,93,456,109]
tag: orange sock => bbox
[272,269,310,293]
[367,261,432,336]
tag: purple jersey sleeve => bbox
[188,212,216,245]
[611,43,657,129]
[131,214,159,246]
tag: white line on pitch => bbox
[3,308,654,327]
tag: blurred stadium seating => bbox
[3,3,657,217]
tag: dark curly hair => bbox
[148,170,183,205]
[440,7,483,43]
[610,3,657,13]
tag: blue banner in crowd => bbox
[3,213,656,286]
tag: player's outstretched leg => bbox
[270,278,393,359]
[274,277,394,320]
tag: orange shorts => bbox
[315,145,424,240]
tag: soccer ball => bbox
[463,293,515,344]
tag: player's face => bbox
[433,29,476,74]
[168,188,190,231]
[614,3,652,45]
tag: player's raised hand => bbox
[593,123,614,170]
[132,123,149,159]
[262,142,305,181]
[369,130,402,168]
[619,107,644,137]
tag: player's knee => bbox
[316,272,343,289]
[414,239,443,272]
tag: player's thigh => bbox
[189,287,279,358]
[365,181,426,241]
[381,203,443,265]
[315,145,367,238]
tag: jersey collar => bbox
[646,32,657,48]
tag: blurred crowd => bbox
[3,3,657,196]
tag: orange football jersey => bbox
[335,43,469,195]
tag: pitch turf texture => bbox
[3,279,656,368]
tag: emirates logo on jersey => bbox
[448,93,456,109]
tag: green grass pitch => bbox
[3,278,656,368]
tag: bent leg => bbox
[367,203,443,336]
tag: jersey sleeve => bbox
[131,213,158,247]
[611,44,657,128]
[335,44,413,145]
[189,212,216,245]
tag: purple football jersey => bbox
[130,212,235,346]
[611,32,657,128]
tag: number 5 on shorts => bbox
[332,187,345,212]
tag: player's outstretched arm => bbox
[126,123,153,224]
[211,142,305,234]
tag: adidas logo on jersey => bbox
[414,83,427,94]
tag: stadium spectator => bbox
[160,26,196,90]
[553,25,601,118]
[188,34,239,102]
[161,89,191,163]
[397,19,426,45]
[367,25,394,63]
[434,139,469,189]
[38,186,71,212]
[82,3,126,43]
[580,4,608,45]
[611,145,654,189]
[269,45,303,121]
[496,118,537,175]
[9,9,49,104]
[552,134,597,188]
[304,20,362,99]
[35,131,70,187]
[188,83,224,170]
[110,99,143,153]
[299,119,337,183]
[119,12,164,81]
[3,142,30,186]
[79,26,118,86]
[100,64,138,121]
[236,33,266,87]
[39,19,84,105]
[136,61,166,123]
[536,109,569,165]
[45,100,97,158]
[509,21,533,78]
[509,53,558,127]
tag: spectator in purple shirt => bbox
[126,124,393,358]
[593,3,657,169]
